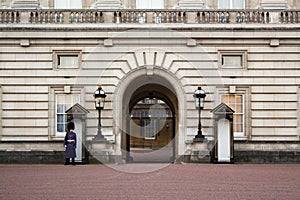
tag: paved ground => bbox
[0,164,299,200]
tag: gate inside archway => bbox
[124,84,177,163]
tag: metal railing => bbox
[0,9,299,24]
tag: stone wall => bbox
[1,0,299,9]
[234,141,300,163]
[0,7,299,162]
[1,141,299,164]
[0,150,64,164]
[0,141,65,164]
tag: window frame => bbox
[53,50,82,70]
[136,0,164,9]
[55,93,81,137]
[218,87,250,140]
[222,55,243,68]
[221,94,245,137]
[143,118,157,140]
[54,0,82,9]
[49,87,84,140]
[218,50,247,70]
[218,0,245,9]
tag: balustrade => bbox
[197,11,230,23]
[29,11,63,23]
[280,11,299,23]
[114,10,185,24]
[1,11,20,23]
[153,11,185,23]
[70,11,103,23]
[0,9,299,25]
[114,11,145,24]
[196,10,274,24]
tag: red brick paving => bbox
[0,164,299,200]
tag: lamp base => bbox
[193,137,206,143]
[93,134,108,142]
[194,132,206,142]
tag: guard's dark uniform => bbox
[64,131,77,164]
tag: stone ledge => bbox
[0,150,299,164]
[235,141,300,151]
[0,150,64,164]
[235,150,300,163]
[0,141,64,151]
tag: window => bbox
[53,50,82,69]
[221,94,244,137]
[219,50,247,69]
[222,55,242,68]
[56,94,80,136]
[143,119,157,140]
[58,55,78,68]
[218,0,245,9]
[144,98,157,104]
[136,0,164,9]
[54,0,82,9]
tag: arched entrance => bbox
[127,84,176,162]
[113,67,187,164]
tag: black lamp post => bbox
[193,85,206,139]
[94,84,106,138]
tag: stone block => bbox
[0,151,64,164]
[186,139,212,163]
[235,150,300,163]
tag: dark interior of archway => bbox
[129,84,177,115]
[127,84,177,163]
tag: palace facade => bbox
[0,0,300,163]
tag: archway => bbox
[113,67,187,163]
[127,84,176,162]
[112,67,187,161]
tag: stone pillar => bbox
[89,138,116,164]
[11,0,40,9]
[177,0,204,9]
[93,0,123,9]
[147,12,153,23]
[186,12,197,24]
[260,0,287,9]
[188,139,212,163]
[103,12,114,23]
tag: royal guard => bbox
[64,122,77,165]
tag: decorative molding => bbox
[11,0,40,9]
[93,0,123,9]
[260,0,287,9]
[20,39,30,47]
[218,49,248,70]
[270,39,280,47]
[52,50,82,70]
[178,0,204,9]
[104,39,113,47]
[187,39,197,47]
